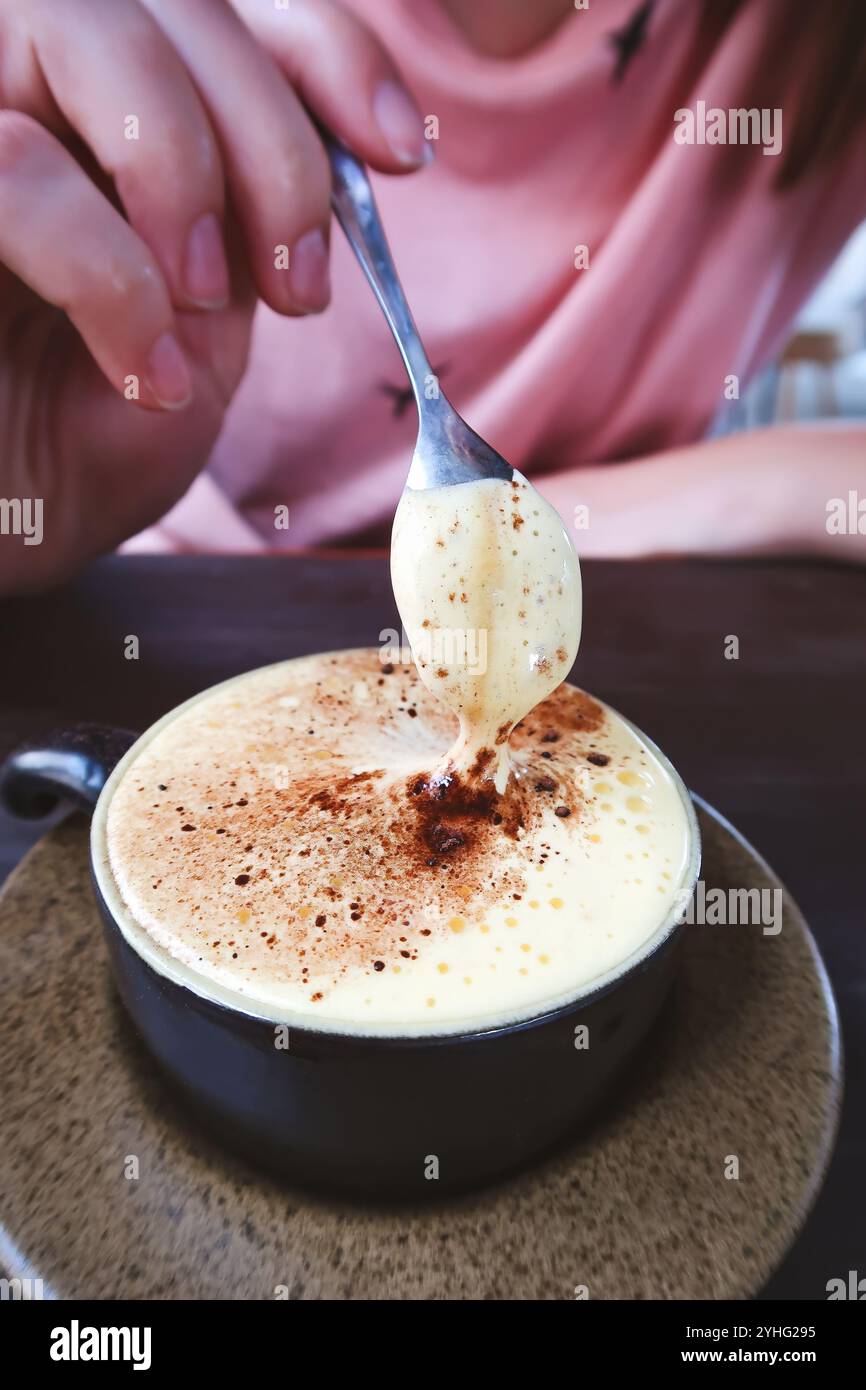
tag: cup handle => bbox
[0,724,138,819]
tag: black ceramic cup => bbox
[0,690,700,1199]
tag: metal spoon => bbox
[324,137,513,490]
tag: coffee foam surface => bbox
[100,650,693,1036]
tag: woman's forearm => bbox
[536,424,866,562]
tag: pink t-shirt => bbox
[127,0,866,553]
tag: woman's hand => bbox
[0,0,428,592]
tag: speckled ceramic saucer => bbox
[0,800,840,1300]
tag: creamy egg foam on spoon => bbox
[391,470,582,794]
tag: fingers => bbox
[0,111,192,411]
[9,0,432,332]
[28,0,230,314]
[231,0,432,173]
[140,0,333,315]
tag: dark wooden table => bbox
[1,554,863,1300]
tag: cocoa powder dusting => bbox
[406,769,524,866]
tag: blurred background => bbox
[715,219,866,433]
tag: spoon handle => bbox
[323,136,433,405]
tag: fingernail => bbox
[373,79,431,166]
[288,228,330,311]
[184,212,230,308]
[145,332,192,410]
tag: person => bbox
[1,0,865,594]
